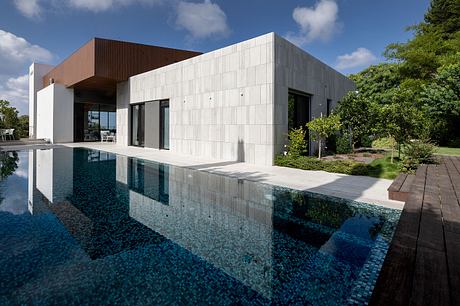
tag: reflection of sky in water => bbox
[0,151,29,215]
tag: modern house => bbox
[29,33,355,165]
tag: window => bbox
[288,90,311,131]
[160,100,170,150]
[327,99,332,116]
[131,104,145,147]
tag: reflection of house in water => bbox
[117,155,276,298]
[27,148,165,259]
[26,147,391,303]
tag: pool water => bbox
[0,148,400,305]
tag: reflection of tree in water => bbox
[276,188,388,238]
[0,151,19,180]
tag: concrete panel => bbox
[273,34,356,156]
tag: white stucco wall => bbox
[36,85,54,142]
[119,33,276,165]
[29,63,54,139]
[273,35,356,155]
[36,83,74,143]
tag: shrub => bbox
[274,154,370,176]
[336,132,352,154]
[286,127,308,157]
[400,139,437,173]
[372,137,396,149]
[360,135,373,148]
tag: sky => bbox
[0,0,431,115]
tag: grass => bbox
[436,147,460,156]
[275,153,401,179]
[367,155,401,179]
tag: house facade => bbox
[30,33,355,166]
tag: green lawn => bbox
[436,147,460,156]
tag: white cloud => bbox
[13,0,164,16]
[0,29,53,75]
[0,30,54,114]
[285,0,339,46]
[336,48,377,70]
[14,0,42,18]
[175,0,230,39]
[0,74,30,115]
[67,0,163,12]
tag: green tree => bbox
[307,114,341,159]
[350,63,403,104]
[335,92,374,151]
[424,0,460,34]
[18,115,29,138]
[377,89,425,163]
[421,58,460,144]
[0,100,20,139]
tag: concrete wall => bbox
[120,33,275,165]
[29,63,54,139]
[36,83,74,143]
[117,32,355,164]
[273,35,356,155]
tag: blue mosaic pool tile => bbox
[0,148,401,305]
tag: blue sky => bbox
[0,0,430,114]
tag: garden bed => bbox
[275,151,400,179]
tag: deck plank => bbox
[400,174,415,193]
[445,230,460,306]
[409,246,451,306]
[388,173,407,192]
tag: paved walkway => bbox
[370,156,460,306]
[61,142,403,209]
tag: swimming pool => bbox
[0,147,400,305]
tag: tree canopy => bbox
[343,0,460,147]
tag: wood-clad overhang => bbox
[43,38,202,96]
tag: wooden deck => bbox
[388,173,415,202]
[370,156,460,306]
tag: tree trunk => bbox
[318,139,322,160]
[390,135,394,164]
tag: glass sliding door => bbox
[160,100,169,150]
[131,104,145,147]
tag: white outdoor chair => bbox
[101,130,110,142]
[5,129,14,140]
